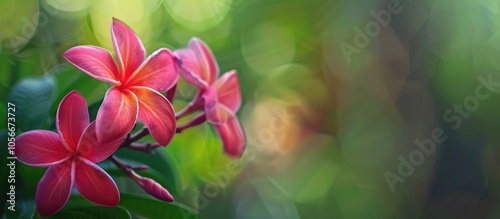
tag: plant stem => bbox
[119,96,205,152]
[128,127,150,142]
[176,113,207,133]
[128,142,160,153]
[175,92,204,120]
[109,156,147,186]
[109,155,149,174]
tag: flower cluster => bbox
[15,18,245,217]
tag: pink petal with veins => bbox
[63,46,120,85]
[96,87,138,144]
[129,86,176,146]
[57,91,90,150]
[77,122,124,163]
[36,161,74,217]
[126,48,178,92]
[15,131,69,167]
[111,18,145,80]
[174,38,219,88]
[74,158,120,207]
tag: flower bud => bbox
[139,177,174,202]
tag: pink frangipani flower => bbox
[174,37,245,158]
[15,91,122,217]
[63,18,177,146]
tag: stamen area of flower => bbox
[70,151,80,160]
[111,80,122,87]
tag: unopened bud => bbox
[139,177,174,202]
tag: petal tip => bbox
[226,69,237,77]
[112,17,125,26]
[224,141,246,159]
[215,117,246,159]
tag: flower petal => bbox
[166,84,177,102]
[205,101,233,125]
[15,130,69,167]
[36,162,74,217]
[203,86,231,125]
[125,48,178,91]
[129,86,176,146]
[214,117,246,158]
[215,70,242,112]
[96,87,138,144]
[174,38,218,88]
[111,18,145,80]
[204,71,242,124]
[75,158,120,207]
[64,46,120,85]
[57,90,90,151]
[77,122,124,163]
[174,48,207,88]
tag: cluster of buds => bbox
[15,18,245,217]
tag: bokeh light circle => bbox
[241,22,296,75]
[163,0,232,32]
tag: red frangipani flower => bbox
[63,18,177,146]
[15,91,122,217]
[174,38,245,158]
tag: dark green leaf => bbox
[49,65,108,118]
[16,165,45,200]
[0,100,6,128]
[119,194,197,219]
[2,200,35,219]
[61,194,197,219]
[0,53,15,100]
[87,99,103,121]
[51,67,109,116]
[38,206,131,219]
[7,76,56,131]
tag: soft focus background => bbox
[2,0,500,218]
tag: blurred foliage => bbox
[4,0,500,219]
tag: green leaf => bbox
[51,67,109,116]
[119,194,197,219]
[37,206,131,219]
[7,76,56,131]
[0,53,15,100]
[3,200,35,219]
[16,165,45,200]
[47,64,108,120]
[87,99,103,121]
[61,194,197,219]
[0,99,6,127]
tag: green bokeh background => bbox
[3,0,500,218]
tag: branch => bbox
[175,92,204,120]
[176,113,207,133]
[128,127,150,143]
[109,155,149,175]
[127,142,161,154]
